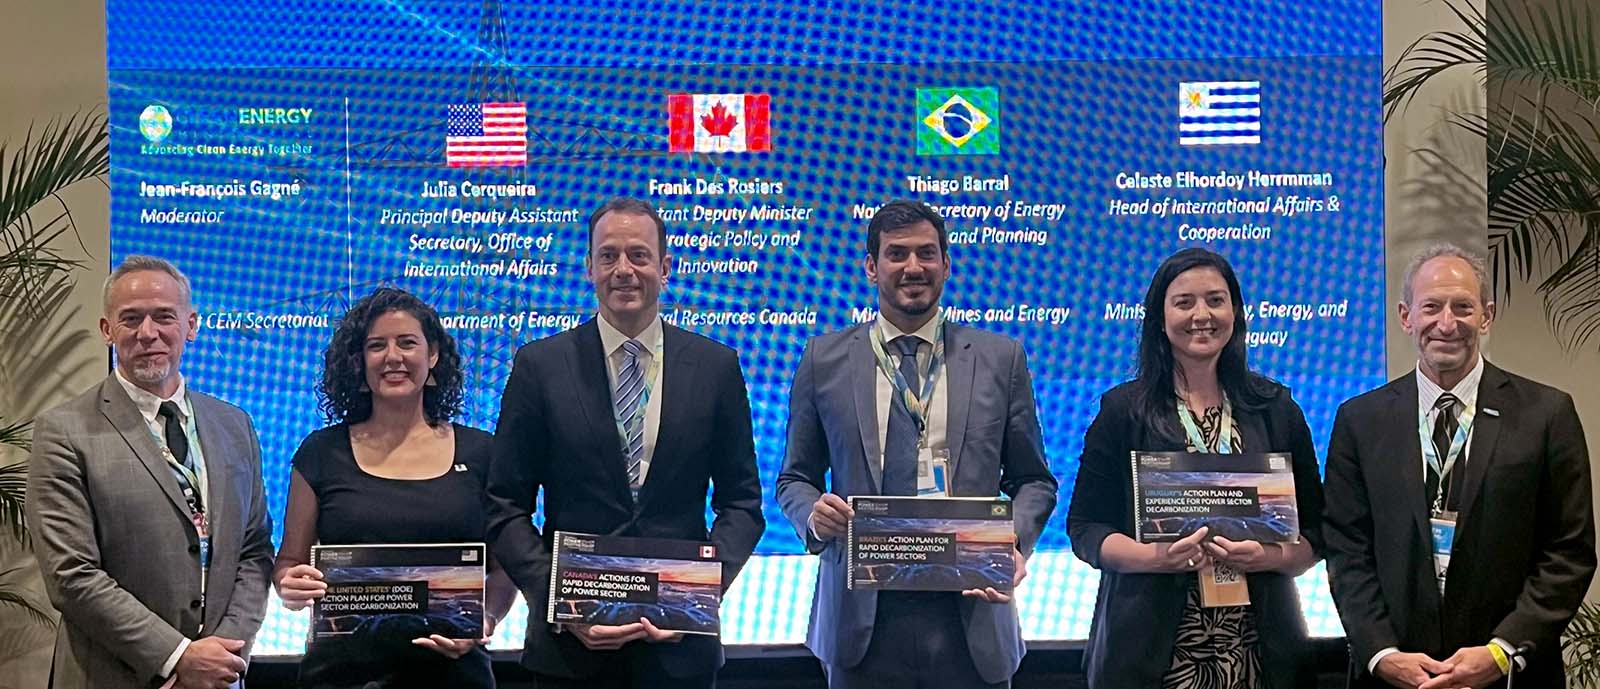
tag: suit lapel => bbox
[1385,377,1434,552]
[943,326,976,488]
[569,320,633,505]
[850,327,882,494]
[99,377,189,517]
[1455,362,1509,524]
[638,325,696,503]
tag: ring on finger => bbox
[1185,557,1195,568]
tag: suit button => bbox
[190,600,201,609]
[189,544,200,554]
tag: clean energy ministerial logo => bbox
[1179,81,1261,146]
[917,87,999,156]
[139,105,173,143]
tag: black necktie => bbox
[881,336,922,496]
[1424,393,1459,512]
[157,401,191,469]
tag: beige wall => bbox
[0,1,107,687]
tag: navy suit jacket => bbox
[775,321,1057,684]
[485,318,765,679]
[1324,362,1594,688]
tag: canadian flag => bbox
[668,93,771,153]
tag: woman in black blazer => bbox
[1067,248,1325,689]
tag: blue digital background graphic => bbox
[107,0,1384,652]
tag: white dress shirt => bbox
[596,313,665,486]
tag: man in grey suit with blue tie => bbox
[27,256,274,689]
[776,200,1057,689]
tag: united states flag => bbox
[445,102,527,167]
[1178,82,1261,146]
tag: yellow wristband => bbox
[1486,643,1510,675]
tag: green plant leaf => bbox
[0,589,54,628]
[0,462,26,545]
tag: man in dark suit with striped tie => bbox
[1324,244,1594,689]
[486,197,765,689]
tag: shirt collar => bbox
[1416,356,1484,412]
[114,368,189,423]
[596,312,664,358]
[875,313,943,349]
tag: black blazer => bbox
[1067,378,1325,689]
[1323,362,1594,688]
[485,318,765,679]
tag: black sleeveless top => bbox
[291,423,495,689]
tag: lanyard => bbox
[869,318,946,441]
[145,395,210,628]
[1177,394,1234,454]
[147,396,206,515]
[611,336,665,444]
[1419,398,1476,513]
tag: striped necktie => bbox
[614,339,647,489]
[1425,392,1459,512]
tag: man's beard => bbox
[129,359,171,384]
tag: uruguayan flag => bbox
[1179,81,1261,146]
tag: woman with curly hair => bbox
[272,287,515,689]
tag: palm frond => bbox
[1566,602,1600,687]
[0,418,28,451]
[1382,0,1486,122]
[0,109,106,318]
[0,110,109,232]
[0,590,54,628]
[1487,1,1600,104]
[0,462,27,545]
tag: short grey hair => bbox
[103,255,193,313]
[1401,243,1492,306]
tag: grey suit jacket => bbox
[26,375,274,689]
[775,322,1057,683]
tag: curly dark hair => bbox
[318,287,463,425]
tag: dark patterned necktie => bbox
[881,336,922,496]
[157,401,191,468]
[1424,393,1459,512]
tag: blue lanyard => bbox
[1419,399,1475,514]
[1177,394,1234,454]
[611,336,665,443]
[868,318,946,438]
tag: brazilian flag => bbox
[916,87,1000,156]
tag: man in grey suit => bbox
[776,200,1057,689]
[27,255,274,689]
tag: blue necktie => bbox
[614,339,647,488]
[881,336,922,496]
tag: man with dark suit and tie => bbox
[27,256,275,689]
[1324,244,1594,689]
[775,200,1058,689]
[486,197,765,689]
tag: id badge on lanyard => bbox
[155,409,210,627]
[1177,396,1249,607]
[917,446,950,496]
[1430,514,1456,595]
